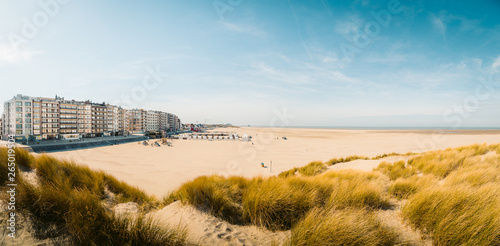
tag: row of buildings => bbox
[1,94,181,141]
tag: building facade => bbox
[1,94,182,141]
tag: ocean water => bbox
[248,126,500,130]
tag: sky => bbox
[0,0,499,128]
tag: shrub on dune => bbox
[375,160,415,180]
[297,161,327,176]
[174,175,250,224]
[325,176,390,210]
[278,167,298,178]
[326,155,369,166]
[35,155,105,196]
[402,183,500,245]
[388,174,438,199]
[287,207,398,246]
[242,177,315,231]
[0,147,33,185]
[103,174,155,205]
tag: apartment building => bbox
[91,103,108,137]
[2,95,35,141]
[2,94,181,140]
[117,107,129,135]
[59,100,79,140]
[168,113,180,131]
[145,110,159,132]
[159,112,169,132]
[77,102,92,138]
[129,109,146,134]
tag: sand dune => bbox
[149,201,289,245]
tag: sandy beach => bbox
[42,127,500,198]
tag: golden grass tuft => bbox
[402,184,500,245]
[174,175,252,224]
[375,160,415,180]
[103,174,155,205]
[287,207,399,246]
[297,161,327,176]
[242,177,317,231]
[326,155,369,166]
[400,143,500,245]
[0,147,34,185]
[388,174,438,199]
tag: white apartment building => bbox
[146,110,159,132]
[2,95,36,142]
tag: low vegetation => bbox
[287,207,398,246]
[171,143,500,245]
[0,148,188,245]
[171,169,391,233]
[376,143,500,245]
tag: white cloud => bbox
[492,55,500,72]
[221,22,267,38]
[334,14,363,39]
[431,15,447,42]
[0,43,41,65]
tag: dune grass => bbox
[326,155,369,166]
[388,174,438,199]
[376,143,500,245]
[172,169,391,231]
[0,148,188,245]
[375,160,416,180]
[287,207,398,246]
[0,147,34,185]
[297,161,327,176]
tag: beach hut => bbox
[203,136,207,140]
[208,136,213,140]
[241,135,249,141]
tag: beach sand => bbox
[45,127,500,198]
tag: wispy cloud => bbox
[334,14,364,39]
[221,21,267,38]
[0,43,41,65]
[431,15,447,43]
[492,55,500,72]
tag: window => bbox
[25,102,31,107]
[34,119,40,124]
[25,129,31,134]
[16,118,22,124]
[34,114,40,118]
[34,109,40,113]
[16,107,22,112]
[25,119,31,123]
[16,130,22,135]
[16,101,22,106]
[16,113,22,118]
[26,108,31,112]
[16,124,22,129]
[25,113,31,118]
[25,124,31,129]
[34,103,40,107]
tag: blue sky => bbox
[0,0,499,127]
